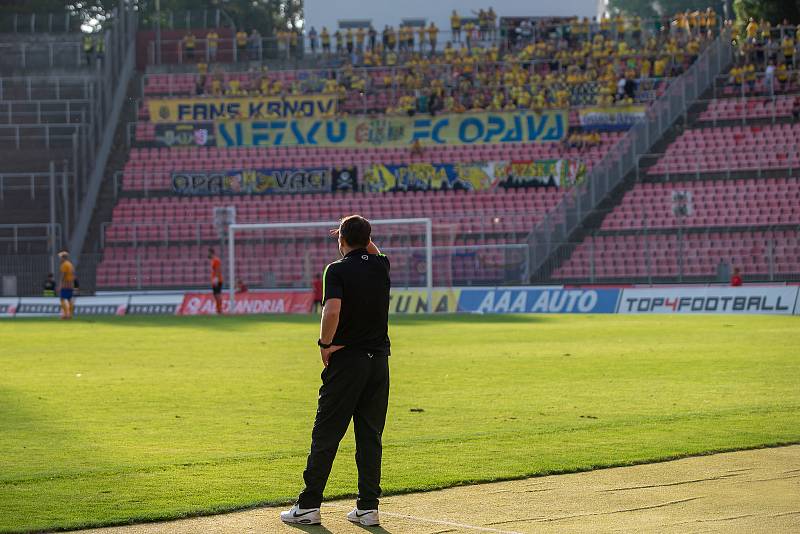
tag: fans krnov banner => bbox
[148,95,338,122]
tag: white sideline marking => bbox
[322,503,523,534]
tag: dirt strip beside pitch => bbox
[76,445,800,534]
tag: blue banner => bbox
[457,288,621,314]
[215,110,567,148]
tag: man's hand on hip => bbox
[320,345,344,367]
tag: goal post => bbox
[227,218,433,312]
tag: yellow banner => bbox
[148,95,338,123]
[215,110,567,148]
[389,289,461,314]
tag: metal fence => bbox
[94,243,529,292]
[527,30,735,278]
[711,71,800,100]
[99,215,539,248]
[0,41,85,71]
[0,224,61,254]
[0,99,90,125]
[0,253,102,297]
[0,123,85,149]
[0,75,96,101]
[695,95,800,127]
[149,9,230,31]
[0,12,81,33]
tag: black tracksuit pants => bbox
[298,348,389,510]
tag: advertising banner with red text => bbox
[178,290,313,315]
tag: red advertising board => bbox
[178,291,313,315]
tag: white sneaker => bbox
[280,504,321,524]
[347,507,380,526]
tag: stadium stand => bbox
[95,11,725,291]
[551,35,800,284]
[12,6,797,295]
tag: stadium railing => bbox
[96,242,530,290]
[0,252,102,297]
[539,223,800,285]
[527,29,734,278]
[696,94,800,126]
[0,41,84,71]
[0,12,80,33]
[0,123,85,149]
[147,9,230,31]
[0,99,90,125]
[99,215,538,249]
[0,75,97,101]
[0,223,62,254]
[142,14,721,67]
[711,71,800,99]
[638,146,800,179]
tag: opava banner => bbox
[578,105,646,131]
[457,288,621,313]
[153,123,215,147]
[148,95,337,123]
[618,286,798,314]
[389,289,461,314]
[364,163,492,193]
[171,167,358,196]
[178,291,312,315]
[215,110,567,148]
[491,159,586,189]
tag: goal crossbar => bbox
[227,218,433,312]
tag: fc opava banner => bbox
[148,95,337,123]
[216,110,567,148]
[154,123,215,147]
[365,163,493,192]
[578,105,646,131]
[619,286,799,314]
[171,167,358,196]
[457,288,621,313]
[178,291,313,315]
[389,289,461,314]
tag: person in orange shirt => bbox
[208,247,224,314]
[58,251,75,319]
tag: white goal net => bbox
[227,218,433,311]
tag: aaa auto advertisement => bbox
[178,291,312,315]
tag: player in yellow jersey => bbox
[58,251,75,319]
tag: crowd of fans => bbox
[171,9,725,118]
[726,19,800,94]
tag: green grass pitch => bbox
[1,314,798,532]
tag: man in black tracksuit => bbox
[281,214,390,527]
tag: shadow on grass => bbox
[285,524,334,534]
[3,313,552,331]
[353,524,394,533]
[2,314,319,331]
